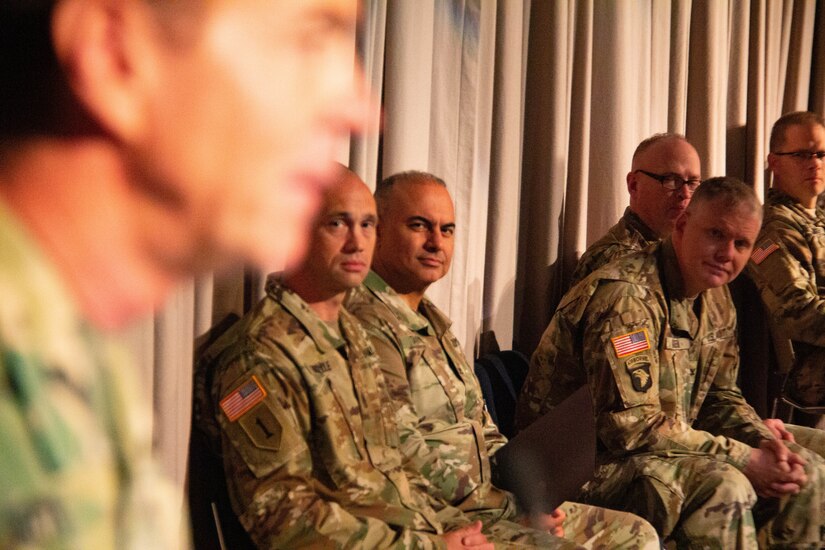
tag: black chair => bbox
[474,358,499,427]
[188,430,256,550]
[729,272,823,423]
[474,350,530,439]
[189,313,256,550]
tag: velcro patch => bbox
[220,375,266,422]
[627,363,652,392]
[611,329,650,358]
[751,240,779,265]
[239,402,282,451]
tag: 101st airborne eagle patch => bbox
[627,362,652,392]
[611,329,651,358]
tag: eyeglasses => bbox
[635,169,702,192]
[773,151,825,162]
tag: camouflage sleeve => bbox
[691,321,774,447]
[516,300,588,431]
[0,340,186,550]
[582,287,752,470]
[355,313,483,505]
[214,348,444,549]
[481,405,507,456]
[748,219,825,346]
[570,241,634,286]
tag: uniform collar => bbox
[362,271,453,337]
[767,187,825,218]
[265,274,345,353]
[0,199,92,367]
[659,237,692,302]
[624,207,659,243]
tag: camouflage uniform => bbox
[0,202,183,549]
[518,239,825,548]
[347,271,659,550]
[747,188,825,408]
[570,207,658,286]
[193,276,579,549]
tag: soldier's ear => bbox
[52,0,157,143]
[626,171,637,195]
[767,152,779,174]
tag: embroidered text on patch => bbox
[220,375,266,422]
[611,329,650,358]
[751,241,779,264]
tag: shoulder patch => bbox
[627,363,652,392]
[220,375,266,421]
[611,329,650,358]
[750,240,779,265]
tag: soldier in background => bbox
[747,111,825,424]
[570,133,701,285]
[518,178,825,548]
[193,168,583,549]
[0,0,369,547]
[346,170,659,549]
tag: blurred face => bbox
[627,138,701,237]
[300,173,377,294]
[373,181,456,295]
[768,123,825,209]
[673,199,761,297]
[139,0,369,272]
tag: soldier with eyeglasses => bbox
[570,133,702,285]
[747,111,825,421]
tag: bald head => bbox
[627,134,701,237]
[285,165,377,304]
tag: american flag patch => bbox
[751,241,779,265]
[220,376,266,422]
[611,330,650,358]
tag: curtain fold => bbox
[133,0,825,514]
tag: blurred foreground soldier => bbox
[346,171,659,549]
[195,169,528,549]
[0,0,368,547]
[570,133,701,285]
[518,178,825,548]
[747,111,825,419]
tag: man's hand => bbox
[525,508,565,538]
[744,439,807,498]
[764,418,795,442]
[442,521,494,550]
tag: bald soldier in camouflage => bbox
[747,111,825,417]
[193,167,581,549]
[570,133,701,285]
[517,178,825,548]
[346,171,659,549]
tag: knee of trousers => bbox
[622,464,755,538]
[698,465,757,508]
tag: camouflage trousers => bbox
[452,501,658,549]
[786,424,825,458]
[579,450,825,549]
[560,501,660,550]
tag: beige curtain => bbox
[131,0,825,518]
[517,0,825,352]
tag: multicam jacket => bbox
[517,239,772,467]
[0,202,181,549]
[569,207,659,286]
[747,188,825,407]
[345,271,515,519]
[193,276,453,549]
